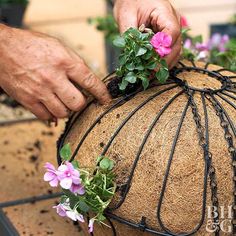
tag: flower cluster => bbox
[181,15,236,72]
[113,26,171,91]
[44,161,85,194]
[183,33,230,61]
[43,144,116,233]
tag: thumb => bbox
[114,3,138,34]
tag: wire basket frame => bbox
[57,61,236,236]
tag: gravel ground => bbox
[0,94,35,123]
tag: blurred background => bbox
[1,0,235,76]
[0,0,235,235]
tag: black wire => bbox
[56,61,236,236]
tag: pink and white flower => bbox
[88,218,95,233]
[53,203,67,217]
[44,162,59,187]
[53,200,85,223]
[208,33,229,52]
[57,161,84,194]
[150,32,172,57]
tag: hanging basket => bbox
[57,60,236,236]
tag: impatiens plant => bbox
[181,15,236,72]
[113,26,171,91]
[44,143,116,233]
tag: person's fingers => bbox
[53,77,87,112]
[165,35,182,69]
[65,50,111,105]
[28,102,53,120]
[113,3,138,33]
[150,9,181,45]
[39,92,69,118]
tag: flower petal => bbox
[66,211,77,221]
[163,34,172,47]
[76,214,85,223]
[58,164,68,172]
[49,178,59,187]
[44,172,56,181]
[44,162,56,171]
[60,178,72,189]
[88,219,95,233]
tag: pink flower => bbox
[44,162,59,187]
[53,203,67,217]
[53,201,85,223]
[180,16,189,28]
[88,218,95,233]
[195,42,209,52]
[66,210,84,222]
[70,184,85,195]
[208,33,229,52]
[57,161,84,194]
[150,32,172,57]
[183,39,192,49]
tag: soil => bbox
[107,76,142,98]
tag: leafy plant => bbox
[44,144,116,233]
[113,27,170,91]
[88,14,119,43]
[211,39,236,71]
[182,29,236,72]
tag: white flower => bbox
[66,210,85,223]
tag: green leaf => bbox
[192,35,203,44]
[146,61,158,70]
[60,195,68,203]
[99,157,114,171]
[113,36,126,48]
[60,143,72,161]
[126,62,135,71]
[72,160,79,169]
[78,200,90,213]
[139,76,149,90]
[181,28,190,35]
[160,59,168,68]
[97,214,106,222]
[142,50,153,60]
[119,79,129,90]
[136,47,147,56]
[144,43,153,50]
[125,72,137,83]
[119,54,128,65]
[135,65,145,70]
[116,68,123,77]
[156,67,169,83]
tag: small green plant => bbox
[44,144,116,233]
[113,27,171,91]
[211,39,236,71]
[182,29,236,72]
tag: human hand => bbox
[114,0,182,68]
[0,24,111,121]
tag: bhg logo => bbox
[206,205,233,233]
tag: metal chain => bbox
[208,94,236,234]
[184,86,220,235]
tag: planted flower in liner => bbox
[113,26,171,91]
[43,143,116,233]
